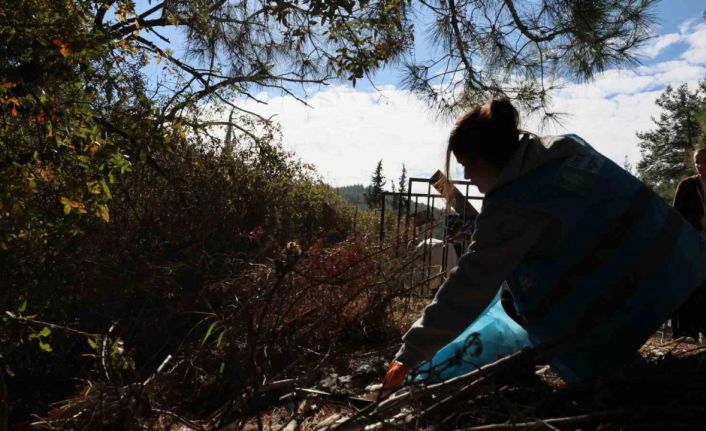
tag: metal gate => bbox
[379,170,482,297]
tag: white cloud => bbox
[636,32,683,59]
[679,18,699,35]
[237,80,664,189]
[526,88,664,168]
[682,23,706,64]
[239,86,451,187]
[561,69,656,98]
[654,63,706,85]
[229,16,706,188]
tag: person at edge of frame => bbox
[670,148,706,340]
[379,98,706,395]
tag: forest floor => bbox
[222,335,706,431]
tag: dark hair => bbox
[440,98,521,202]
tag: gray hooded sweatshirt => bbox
[395,134,580,368]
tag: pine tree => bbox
[623,156,633,175]
[636,82,706,200]
[391,165,408,212]
[398,164,408,212]
[403,0,657,118]
[365,160,386,209]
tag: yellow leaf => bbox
[60,196,84,214]
[99,205,110,222]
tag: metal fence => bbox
[379,173,482,297]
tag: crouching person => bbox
[381,98,706,393]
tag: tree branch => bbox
[446,0,476,90]
[502,0,566,43]
[94,0,118,29]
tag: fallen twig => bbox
[152,408,206,431]
[457,409,627,430]
[4,313,99,338]
[328,348,538,431]
[282,388,373,410]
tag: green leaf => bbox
[39,340,53,352]
[216,328,226,348]
[87,337,98,349]
[39,326,51,337]
[100,180,112,199]
[202,320,218,346]
[18,299,27,313]
[111,339,124,356]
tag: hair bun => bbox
[489,98,519,129]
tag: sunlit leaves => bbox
[0,0,135,252]
[98,204,110,222]
[86,336,99,350]
[60,197,87,215]
[28,326,53,353]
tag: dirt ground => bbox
[228,335,706,431]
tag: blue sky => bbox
[134,1,706,189]
[234,1,706,190]
[356,1,705,90]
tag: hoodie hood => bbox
[489,134,579,193]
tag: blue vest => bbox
[486,134,706,383]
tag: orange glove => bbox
[379,360,410,401]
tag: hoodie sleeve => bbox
[394,200,556,368]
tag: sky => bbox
[232,1,706,191]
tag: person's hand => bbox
[378,360,409,401]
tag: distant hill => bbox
[336,184,457,239]
[335,184,367,208]
[334,184,442,214]
[335,184,400,209]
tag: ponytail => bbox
[440,98,521,204]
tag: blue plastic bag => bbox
[410,287,532,383]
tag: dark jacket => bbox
[395,135,706,383]
[673,175,705,232]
